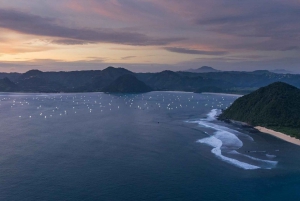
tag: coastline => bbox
[255,126,300,146]
[201,92,243,97]
[218,118,300,146]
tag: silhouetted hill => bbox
[17,77,66,92]
[186,70,300,89]
[102,74,152,93]
[0,77,19,92]
[219,82,300,138]
[100,67,133,79]
[21,69,43,78]
[184,66,220,73]
[137,70,232,91]
[0,72,21,82]
[85,67,134,92]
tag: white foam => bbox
[198,136,260,170]
[230,150,278,168]
[206,109,218,121]
[188,110,254,142]
[214,131,243,149]
[190,109,277,170]
[266,154,277,159]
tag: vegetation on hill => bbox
[219,82,300,138]
[102,74,152,93]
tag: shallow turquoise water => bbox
[0,92,299,201]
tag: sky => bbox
[0,0,299,73]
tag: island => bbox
[219,82,300,143]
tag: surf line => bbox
[187,109,278,170]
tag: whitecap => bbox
[230,150,278,169]
[198,136,260,170]
[266,154,277,159]
[190,109,278,170]
[191,112,254,142]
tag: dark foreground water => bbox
[0,92,299,201]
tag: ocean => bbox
[0,92,299,201]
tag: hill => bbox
[102,74,152,93]
[0,78,19,92]
[17,77,66,93]
[219,82,300,138]
[137,70,232,91]
[184,66,220,73]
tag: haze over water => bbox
[0,92,299,201]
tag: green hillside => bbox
[219,82,300,138]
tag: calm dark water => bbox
[0,92,299,201]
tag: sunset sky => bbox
[0,0,299,72]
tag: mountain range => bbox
[1,66,300,93]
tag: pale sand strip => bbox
[202,92,243,97]
[255,126,300,146]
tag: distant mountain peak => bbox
[184,66,220,73]
[200,66,216,70]
[102,66,132,73]
[24,69,43,75]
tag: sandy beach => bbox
[255,126,300,146]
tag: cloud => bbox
[193,1,300,51]
[1,0,300,72]
[281,46,300,51]
[66,0,167,22]
[51,39,95,45]
[0,44,53,54]
[164,47,227,55]
[121,56,136,60]
[0,8,184,46]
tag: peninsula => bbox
[219,82,300,143]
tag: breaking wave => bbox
[188,109,278,170]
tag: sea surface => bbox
[0,92,299,201]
